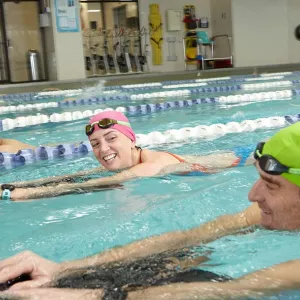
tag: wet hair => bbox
[0,248,230,300]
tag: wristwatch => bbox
[1,184,16,201]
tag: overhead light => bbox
[88,9,101,12]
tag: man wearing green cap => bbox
[1,123,300,299]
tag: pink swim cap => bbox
[88,111,136,142]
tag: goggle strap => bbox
[116,120,131,128]
[255,150,262,158]
[89,120,131,128]
[288,168,300,175]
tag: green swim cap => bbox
[262,122,300,186]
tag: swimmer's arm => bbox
[182,150,255,170]
[127,260,300,300]
[59,204,260,270]
[2,261,299,300]
[12,166,107,188]
[10,162,163,200]
[0,288,104,300]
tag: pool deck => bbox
[0,63,300,94]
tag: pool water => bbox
[1,75,300,299]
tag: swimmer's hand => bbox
[0,251,61,290]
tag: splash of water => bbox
[62,79,124,102]
[231,111,245,119]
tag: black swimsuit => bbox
[52,248,230,299]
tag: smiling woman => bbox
[0,111,191,201]
[0,111,252,201]
[87,111,146,171]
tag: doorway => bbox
[0,0,46,83]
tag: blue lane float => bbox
[0,85,295,121]
[58,95,131,106]
[284,114,300,124]
[32,78,297,100]
[0,89,296,132]
[2,72,300,103]
[0,142,92,168]
[0,143,255,170]
[125,92,294,115]
[2,83,296,115]
[0,92,36,102]
[20,79,300,105]
[33,84,243,102]
[57,85,242,106]
[1,112,300,169]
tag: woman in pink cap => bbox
[1,111,247,201]
[85,111,187,172]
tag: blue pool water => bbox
[1,74,300,299]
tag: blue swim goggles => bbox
[1,184,15,201]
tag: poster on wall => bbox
[54,0,80,32]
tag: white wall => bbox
[231,0,289,67]
[231,0,300,67]
[287,0,300,64]
[138,0,211,72]
[49,0,86,80]
[210,0,232,58]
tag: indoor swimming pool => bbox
[1,71,300,299]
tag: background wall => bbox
[43,0,300,80]
[210,0,232,58]
[231,0,290,67]
[286,0,300,64]
[49,0,86,80]
[138,0,212,72]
